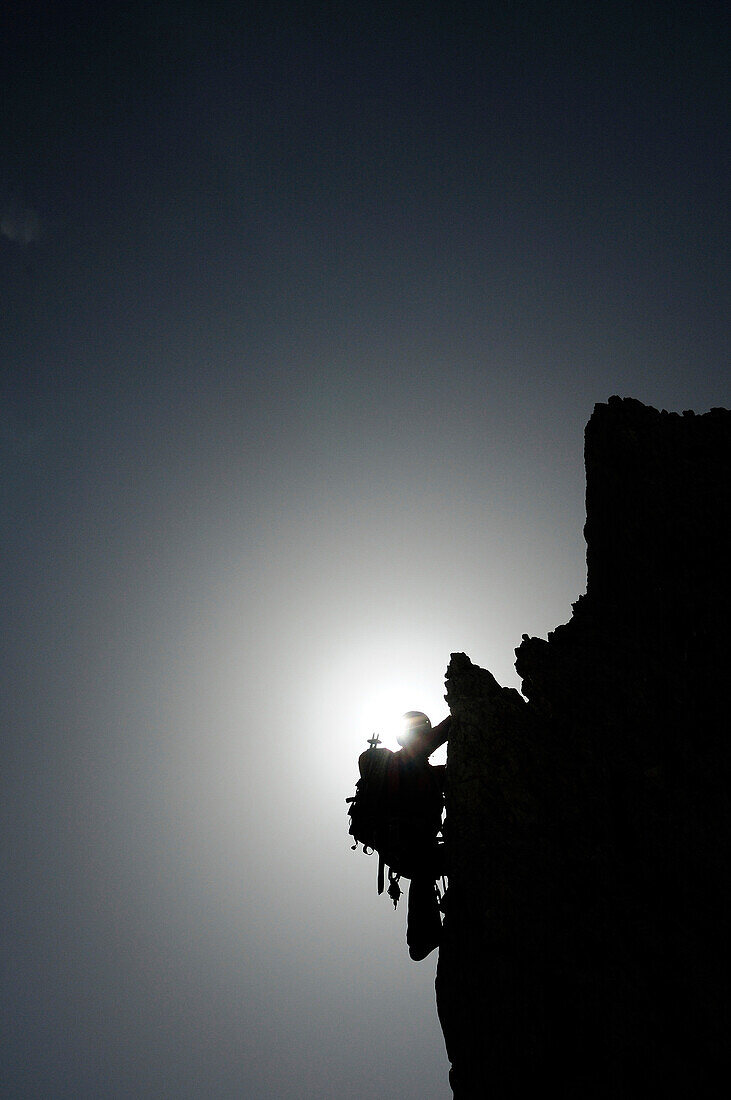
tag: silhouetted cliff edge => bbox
[436,397,730,1098]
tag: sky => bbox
[1,2,728,1097]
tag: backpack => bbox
[347,742,444,906]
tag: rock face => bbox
[436,397,731,1098]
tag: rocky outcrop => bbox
[436,397,731,1098]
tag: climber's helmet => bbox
[397,710,432,748]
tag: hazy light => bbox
[355,685,421,750]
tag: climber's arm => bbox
[420,714,452,758]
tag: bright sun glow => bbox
[352,675,445,752]
[356,693,408,750]
[311,635,452,770]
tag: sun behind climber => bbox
[348,711,451,961]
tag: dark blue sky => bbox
[2,2,728,1097]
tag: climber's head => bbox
[397,710,431,750]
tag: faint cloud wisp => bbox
[1,202,42,245]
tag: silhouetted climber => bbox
[347,711,451,960]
